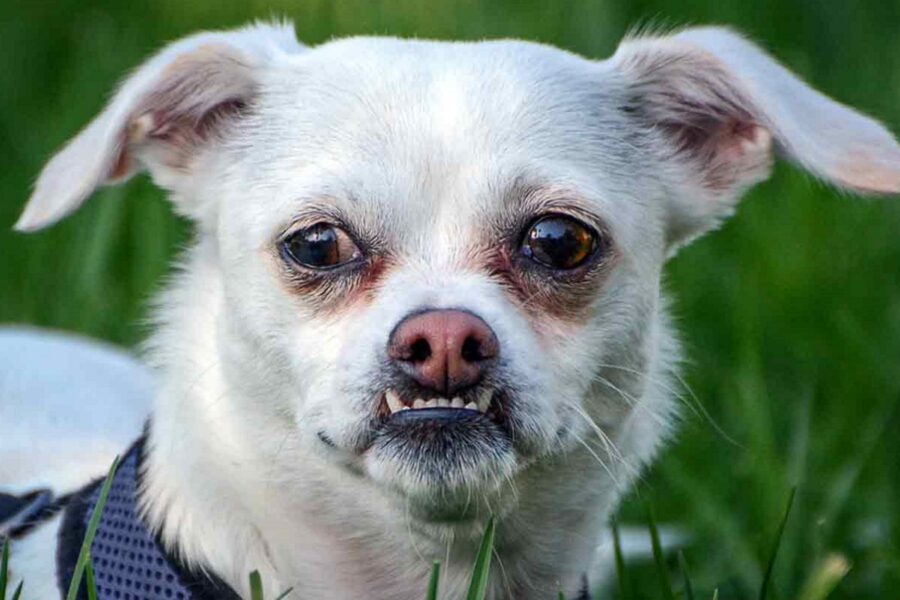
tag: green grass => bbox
[1,538,9,599]
[648,504,676,600]
[466,517,497,600]
[1,1,899,599]
[427,561,442,600]
[758,489,796,600]
[65,457,120,600]
[612,521,631,599]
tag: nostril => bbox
[408,338,431,363]
[461,336,483,362]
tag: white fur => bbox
[6,21,899,599]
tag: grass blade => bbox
[1,537,9,599]
[427,561,441,600]
[66,455,121,600]
[558,590,566,600]
[797,555,850,600]
[249,570,264,600]
[678,551,695,600]
[84,554,98,600]
[758,488,797,600]
[611,521,630,600]
[466,517,496,600]
[273,587,294,600]
[11,581,23,600]
[647,504,675,600]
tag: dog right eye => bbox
[282,223,362,270]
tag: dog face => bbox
[210,38,663,518]
[17,24,900,521]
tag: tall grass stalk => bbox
[647,504,675,600]
[65,456,120,600]
[758,488,797,600]
[0,539,9,599]
[427,561,441,600]
[465,517,496,600]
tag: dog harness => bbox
[56,437,241,600]
[4,435,594,599]
[0,489,65,540]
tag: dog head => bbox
[18,23,899,522]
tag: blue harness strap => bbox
[56,437,240,600]
[0,489,56,539]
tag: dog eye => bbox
[521,215,598,270]
[282,223,362,269]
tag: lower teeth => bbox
[385,391,490,415]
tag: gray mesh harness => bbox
[57,438,240,600]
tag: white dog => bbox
[3,21,899,599]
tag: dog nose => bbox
[388,309,499,396]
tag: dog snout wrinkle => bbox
[387,309,498,396]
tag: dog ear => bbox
[15,21,304,232]
[610,27,900,248]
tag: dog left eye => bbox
[520,215,598,270]
[282,223,362,269]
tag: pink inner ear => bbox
[108,97,248,180]
[617,43,778,192]
[104,41,256,181]
[658,108,772,191]
[835,151,900,195]
[142,100,247,143]
[108,138,132,181]
[703,120,773,191]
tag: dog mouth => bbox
[374,387,504,423]
[379,387,492,415]
[354,384,525,519]
[364,386,515,501]
[366,385,513,451]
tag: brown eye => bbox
[283,223,362,269]
[521,215,598,270]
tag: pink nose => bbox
[387,309,499,395]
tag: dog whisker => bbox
[404,495,430,566]
[594,361,743,448]
[589,372,641,407]
[566,403,632,470]
[571,431,621,487]
[492,545,515,600]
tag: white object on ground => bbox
[0,326,154,495]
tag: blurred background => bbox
[2,1,899,598]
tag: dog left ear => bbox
[610,27,900,248]
[16,21,304,232]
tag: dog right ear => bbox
[609,27,900,249]
[15,21,304,232]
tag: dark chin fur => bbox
[368,411,517,520]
